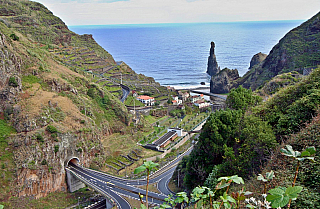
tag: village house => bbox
[137,95,155,106]
[178,91,190,102]
[190,94,203,103]
[172,96,182,105]
[194,99,210,109]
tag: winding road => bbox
[120,84,130,103]
[66,146,194,208]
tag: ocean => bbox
[70,20,303,89]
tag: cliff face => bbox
[12,132,103,198]
[210,68,239,94]
[237,11,320,90]
[206,42,220,76]
[0,32,22,112]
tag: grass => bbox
[2,188,99,209]
[122,195,142,209]
[138,182,160,194]
[124,96,144,107]
[0,119,16,201]
[143,115,158,124]
[22,75,41,85]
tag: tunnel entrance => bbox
[65,157,85,192]
[65,157,80,167]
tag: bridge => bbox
[65,147,193,208]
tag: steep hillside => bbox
[235,11,320,90]
[175,68,320,204]
[0,0,140,206]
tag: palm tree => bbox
[134,161,159,208]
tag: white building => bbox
[172,96,182,105]
[194,100,210,109]
[167,127,183,136]
[137,95,155,106]
[190,94,203,103]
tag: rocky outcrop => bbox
[249,52,267,69]
[0,32,22,112]
[210,68,239,94]
[206,42,220,76]
[237,11,320,90]
[12,131,104,198]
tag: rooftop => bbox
[137,95,154,100]
[153,131,177,147]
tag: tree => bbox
[134,161,159,208]
[226,85,262,111]
[183,109,277,190]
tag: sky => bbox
[34,0,320,26]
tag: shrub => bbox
[36,133,44,142]
[46,125,58,133]
[8,77,18,87]
[9,33,19,41]
[41,159,47,165]
[54,145,59,153]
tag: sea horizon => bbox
[70,20,304,88]
[69,19,304,27]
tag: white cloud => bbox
[34,0,320,25]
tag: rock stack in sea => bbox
[207,42,239,94]
[206,42,220,76]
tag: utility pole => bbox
[134,97,136,119]
[177,169,180,188]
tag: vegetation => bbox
[173,68,320,208]
[237,11,320,90]
[183,86,277,190]
[8,77,18,87]
[46,125,58,133]
[253,68,320,138]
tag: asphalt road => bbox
[120,84,130,103]
[67,132,196,208]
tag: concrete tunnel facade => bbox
[65,157,80,167]
[65,157,85,192]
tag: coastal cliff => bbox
[209,11,320,93]
[237,11,320,90]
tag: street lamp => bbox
[78,197,80,209]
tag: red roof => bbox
[172,100,177,103]
[137,95,154,100]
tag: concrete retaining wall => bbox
[66,169,86,192]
